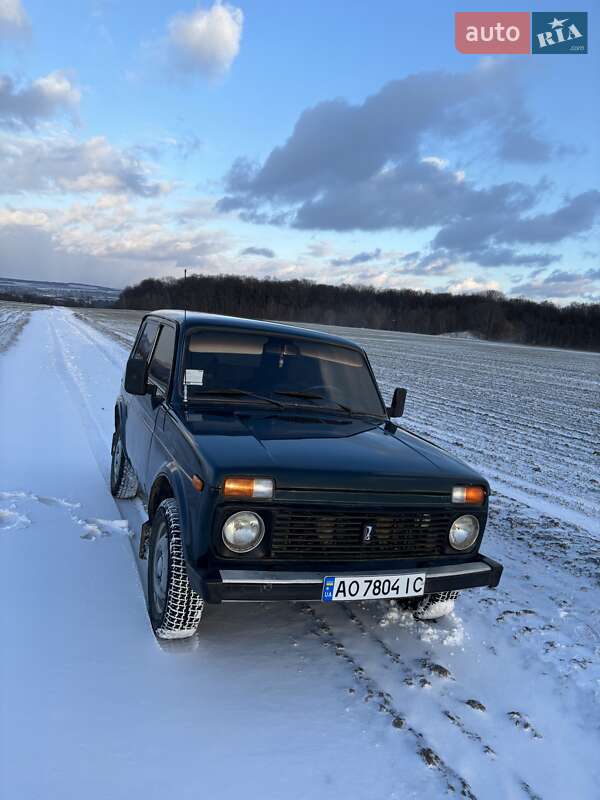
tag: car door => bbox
[143,322,177,492]
[124,318,159,482]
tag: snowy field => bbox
[0,300,39,353]
[1,304,599,800]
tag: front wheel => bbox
[148,498,204,639]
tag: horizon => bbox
[1,1,598,304]
[1,266,599,309]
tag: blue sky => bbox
[0,0,598,302]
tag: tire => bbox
[147,498,204,640]
[110,430,139,499]
[414,591,459,621]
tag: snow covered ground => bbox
[0,301,37,353]
[1,305,599,800]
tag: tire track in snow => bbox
[48,313,116,483]
[46,310,148,590]
[340,604,516,764]
[63,309,130,369]
[308,601,543,799]
[52,310,151,554]
[310,600,555,798]
[300,603,479,799]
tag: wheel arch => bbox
[148,474,175,521]
[148,467,190,523]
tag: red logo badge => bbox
[455,12,531,54]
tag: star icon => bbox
[549,17,568,29]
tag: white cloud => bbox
[421,156,465,184]
[0,206,49,227]
[0,71,80,128]
[168,2,243,79]
[0,194,235,286]
[0,0,28,38]
[0,132,170,196]
[446,276,502,294]
[395,251,456,276]
[421,156,448,170]
[218,66,591,274]
[305,240,333,258]
[0,195,424,291]
[510,269,600,301]
[31,71,80,109]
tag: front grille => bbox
[271,508,451,561]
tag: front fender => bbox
[149,463,213,569]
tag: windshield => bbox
[181,330,385,418]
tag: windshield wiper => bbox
[275,390,353,412]
[274,390,325,401]
[186,388,284,408]
[274,391,384,420]
[350,411,387,421]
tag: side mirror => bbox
[124,358,148,396]
[387,387,407,417]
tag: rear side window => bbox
[132,319,159,362]
[148,325,176,394]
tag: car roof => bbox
[146,310,364,351]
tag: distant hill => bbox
[0,276,120,307]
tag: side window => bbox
[132,320,159,362]
[148,325,176,396]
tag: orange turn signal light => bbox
[452,485,486,504]
[223,477,274,498]
[191,474,204,492]
[224,478,255,497]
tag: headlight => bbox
[222,511,265,553]
[449,515,479,551]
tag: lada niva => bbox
[111,311,502,639]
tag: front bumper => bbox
[198,554,503,603]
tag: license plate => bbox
[322,573,425,603]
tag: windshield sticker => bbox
[185,369,204,386]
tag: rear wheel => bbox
[414,591,459,621]
[110,430,138,499]
[148,498,204,639]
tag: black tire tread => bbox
[111,432,139,499]
[414,591,459,621]
[152,498,204,639]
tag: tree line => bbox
[113,274,596,352]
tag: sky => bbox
[0,0,599,303]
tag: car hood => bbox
[183,410,486,493]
